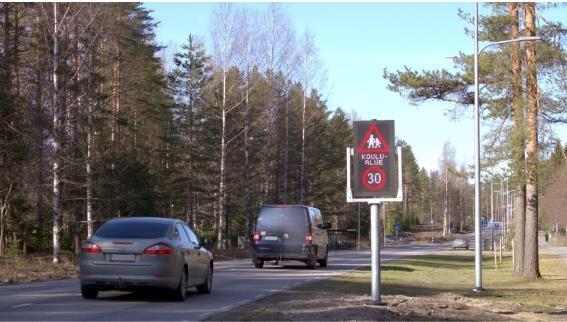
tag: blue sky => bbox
[145,2,566,172]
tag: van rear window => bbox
[95,221,171,239]
[257,207,308,230]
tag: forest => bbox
[0,3,565,278]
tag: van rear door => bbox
[281,207,309,255]
[256,206,309,257]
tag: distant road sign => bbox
[481,220,488,227]
[352,120,396,198]
[394,223,401,230]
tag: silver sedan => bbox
[452,237,469,250]
[80,217,213,301]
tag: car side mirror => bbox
[200,238,211,248]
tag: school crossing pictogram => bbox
[357,123,391,153]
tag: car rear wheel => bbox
[173,269,188,301]
[197,264,213,294]
[81,285,98,299]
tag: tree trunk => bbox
[300,86,307,204]
[283,100,289,204]
[86,15,94,238]
[443,166,448,237]
[244,79,252,239]
[0,186,8,255]
[34,28,45,251]
[523,2,540,279]
[459,187,463,232]
[217,69,227,250]
[112,46,120,169]
[186,78,195,228]
[52,2,61,264]
[509,2,527,277]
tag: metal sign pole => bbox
[347,120,403,306]
[370,203,382,305]
[357,204,361,250]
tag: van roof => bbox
[261,204,320,211]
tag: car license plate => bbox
[110,254,135,262]
[264,236,279,241]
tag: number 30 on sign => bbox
[362,166,386,191]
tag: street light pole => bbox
[473,2,482,292]
[473,1,540,292]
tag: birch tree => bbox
[261,3,295,203]
[235,8,261,238]
[298,29,321,204]
[211,3,236,249]
[50,2,62,263]
[440,141,456,237]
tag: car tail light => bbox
[253,232,260,243]
[143,243,172,255]
[305,232,313,245]
[80,241,102,253]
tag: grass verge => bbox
[213,250,567,321]
[0,255,78,285]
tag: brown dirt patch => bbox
[213,289,565,321]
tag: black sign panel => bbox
[352,120,396,198]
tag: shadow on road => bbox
[94,289,203,303]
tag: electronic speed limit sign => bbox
[352,120,396,198]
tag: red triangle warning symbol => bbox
[357,123,391,153]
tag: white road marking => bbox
[12,303,32,309]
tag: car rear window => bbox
[95,220,171,239]
[257,207,308,230]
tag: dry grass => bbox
[0,255,78,285]
[211,247,252,261]
[548,234,567,247]
[213,251,567,321]
[0,246,251,286]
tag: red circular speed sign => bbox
[362,166,387,191]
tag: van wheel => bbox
[254,259,264,269]
[318,247,328,267]
[81,286,98,299]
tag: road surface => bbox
[0,243,449,321]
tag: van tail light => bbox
[253,232,260,244]
[81,241,102,253]
[305,232,313,245]
[143,243,172,255]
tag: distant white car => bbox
[452,237,469,250]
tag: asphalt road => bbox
[0,243,449,321]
